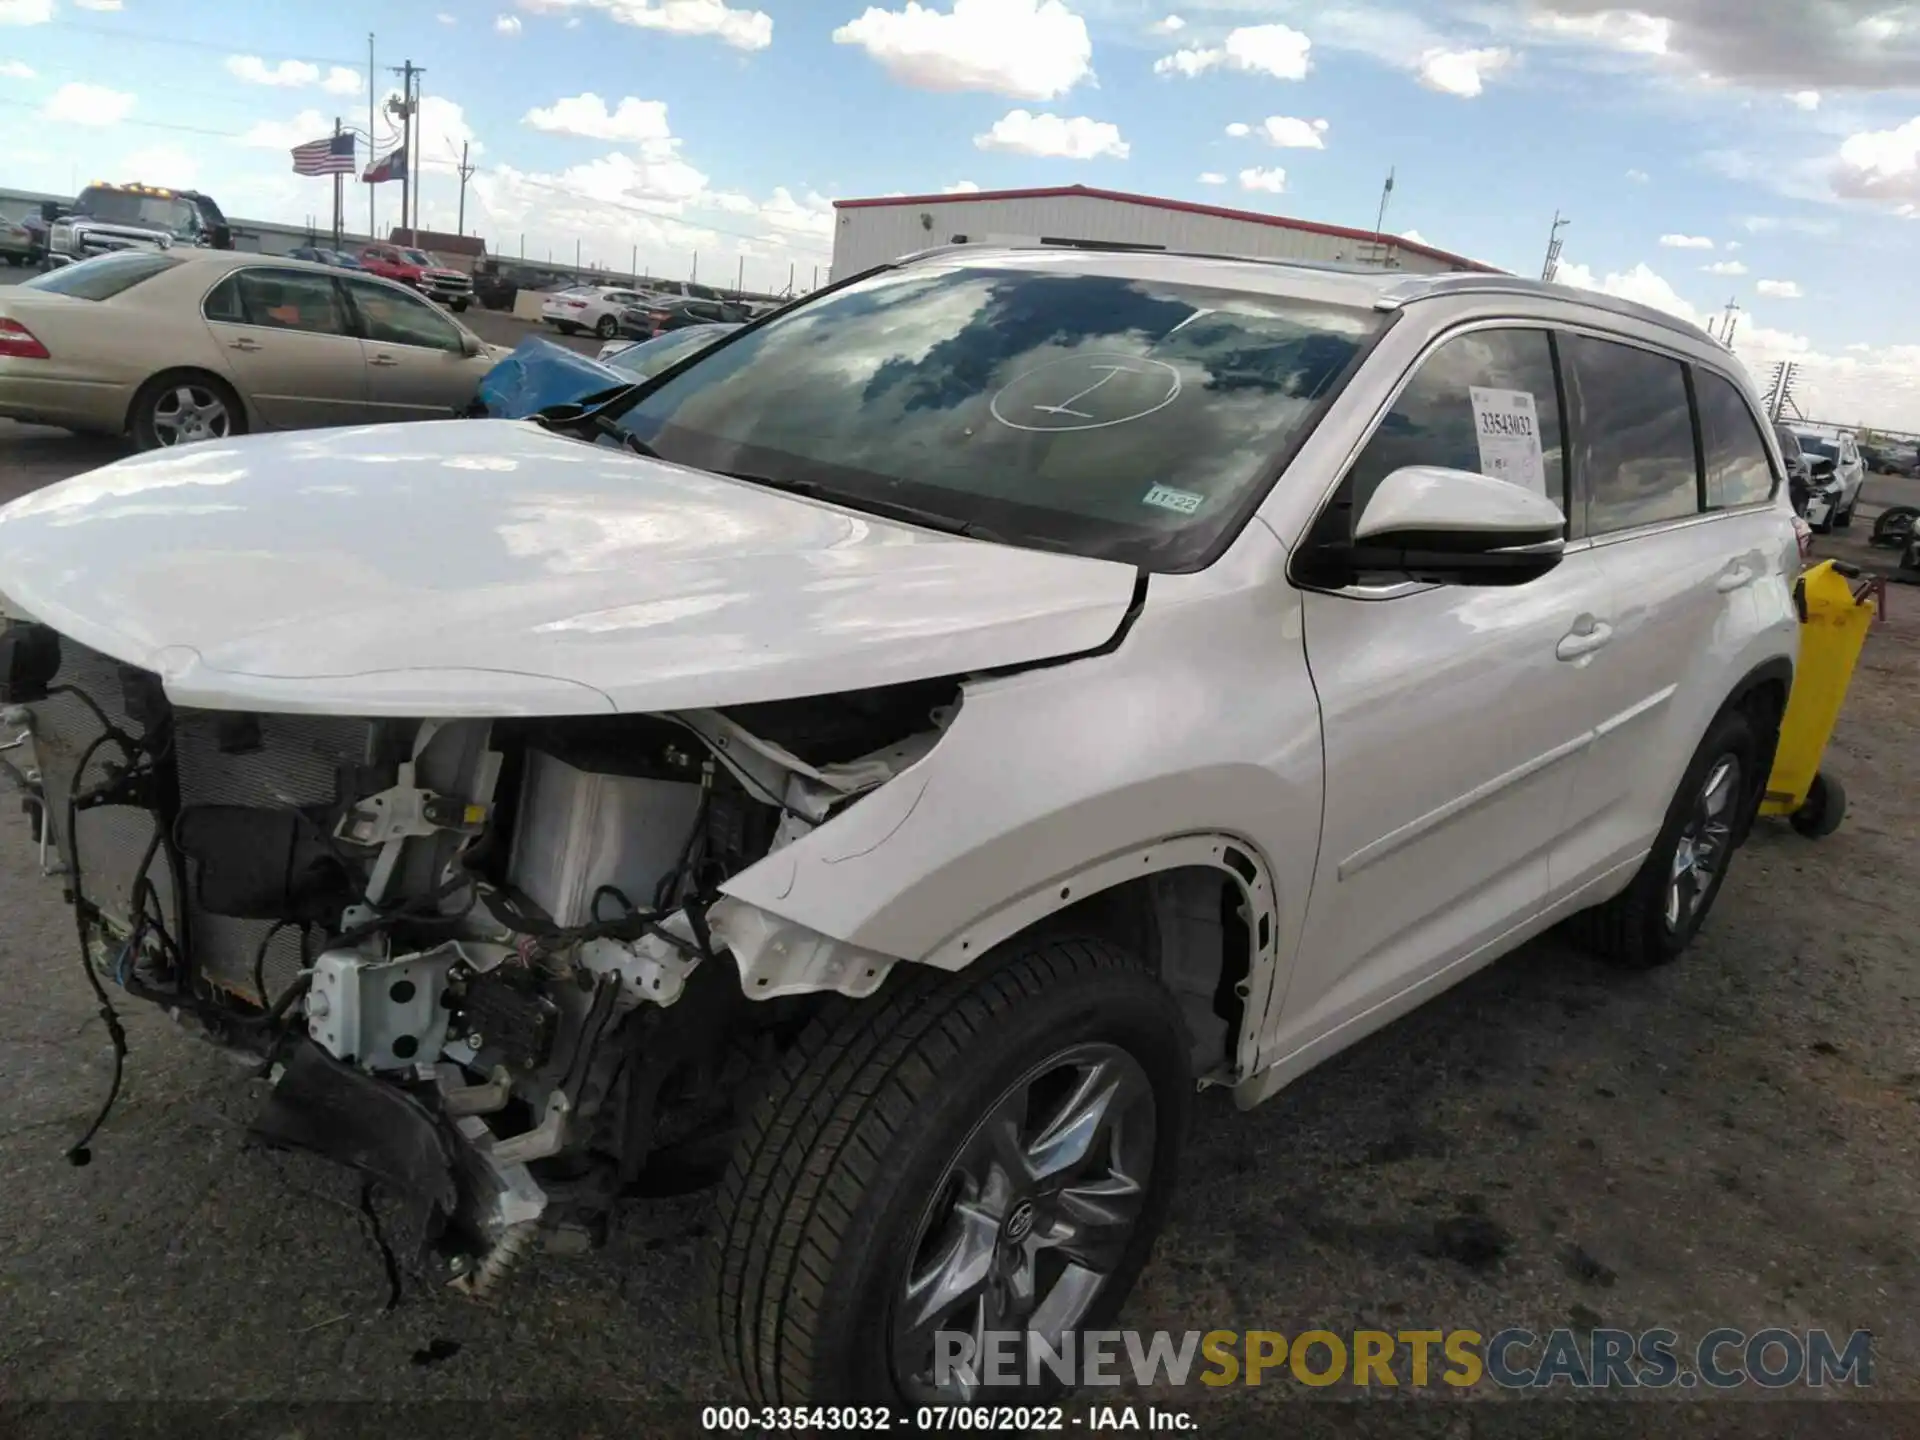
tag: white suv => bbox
[0,245,1799,1406]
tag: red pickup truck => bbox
[357,243,475,312]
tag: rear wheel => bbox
[595,313,618,339]
[129,371,245,451]
[1564,706,1759,970]
[709,935,1192,1407]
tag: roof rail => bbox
[891,237,1448,277]
[1377,273,1716,345]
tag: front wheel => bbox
[709,936,1192,1407]
[1564,706,1760,969]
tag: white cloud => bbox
[942,179,981,192]
[1255,115,1329,149]
[1528,9,1670,55]
[520,0,772,51]
[1703,260,1748,275]
[43,81,133,125]
[1224,121,1250,137]
[974,108,1126,159]
[1156,23,1311,80]
[74,0,121,8]
[437,11,457,22]
[1757,279,1803,298]
[1834,116,1920,204]
[1625,168,1649,182]
[323,67,361,95]
[117,143,199,190]
[0,0,52,21]
[834,0,1091,100]
[1417,46,1512,97]
[1401,227,1429,244]
[1197,171,1225,184]
[227,55,323,87]
[1659,233,1714,249]
[1154,13,1183,31]
[235,108,334,151]
[525,92,673,144]
[1788,89,1819,110]
[1725,240,1742,250]
[754,186,835,239]
[0,57,32,76]
[497,13,524,32]
[1239,166,1286,193]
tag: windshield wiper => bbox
[714,471,1013,543]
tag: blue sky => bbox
[4,0,1920,424]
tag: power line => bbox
[46,17,365,69]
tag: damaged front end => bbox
[0,619,954,1294]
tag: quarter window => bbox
[1694,368,1777,509]
[342,276,463,352]
[1319,327,1568,548]
[1561,334,1700,535]
[204,268,350,337]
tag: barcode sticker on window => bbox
[1469,386,1547,495]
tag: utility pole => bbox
[455,141,473,236]
[388,60,421,237]
[1541,210,1569,283]
[691,251,699,282]
[367,34,376,240]
[1716,296,1741,346]
[787,261,794,296]
[631,244,638,283]
[1764,361,1802,422]
[736,254,744,295]
[575,238,582,270]
[1372,167,1395,247]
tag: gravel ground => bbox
[1,394,1918,1436]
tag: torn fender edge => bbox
[706,896,899,1001]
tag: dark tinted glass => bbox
[609,262,1383,570]
[23,251,180,299]
[343,276,463,351]
[1562,334,1699,534]
[203,268,349,336]
[1326,327,1566,545]
[1695,369,1776,509]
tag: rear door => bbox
[200,265,369,430]
[340,275,489,422]
[1282,324,1615,1044]
[1547,333,1777,894]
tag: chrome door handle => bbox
[228,338,262,352]
[1716,564,1755,593]
[369,354,399,367]
[1556,621,1614,661]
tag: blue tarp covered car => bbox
[469,324,740,419]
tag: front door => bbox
[200,265,369,430]
[340,276,486,422]
[1280,325,1611,1049]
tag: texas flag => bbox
[363,146,408,185]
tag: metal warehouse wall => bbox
[831,193,1467,278]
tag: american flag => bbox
[291,132,357,177]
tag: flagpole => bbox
[367,33,377,241]
[332,117,343,248]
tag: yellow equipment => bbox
[1759,558,1884,838]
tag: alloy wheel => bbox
[150,384,231,446]
[892,1042,1157,1401]
[1667,754,1741,934]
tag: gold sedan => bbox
[0,249,509,448]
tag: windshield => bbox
[402,249,433,266]
[1798,436,1838,459]
[605,262,1383,570]
[74,187,198,239]
[605,324,736,381]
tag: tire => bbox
[451,298,469,313]
[1564,705,1760,970]
[1789,771,1847,839]
[128,370,246,451]
[552,322,577,336]
[595,313,618,339]
[709,935,1192,1408]
[1872,505,1919,550]
[1834,496,1855,529]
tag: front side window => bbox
[23,251,180,299]
[342,276,463,351]
[1320,327,1568,550]
[1695,368,1777,510]
[1561,333,1699,535]
[606,261,1384,570]
[204,268,350,336]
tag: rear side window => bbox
[1694,369,1777,509]
[204,268,350,337]
[1561,334,1699,535]
[23,251,180,299]
[1326,327,1568,545]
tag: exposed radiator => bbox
[26,638,380,1003]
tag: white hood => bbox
[0,420,1140,717]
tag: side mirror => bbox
[458,331,482,358]
[1343,465,1566,586]
[211,223,233,250]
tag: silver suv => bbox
[0,244,1798,1407]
